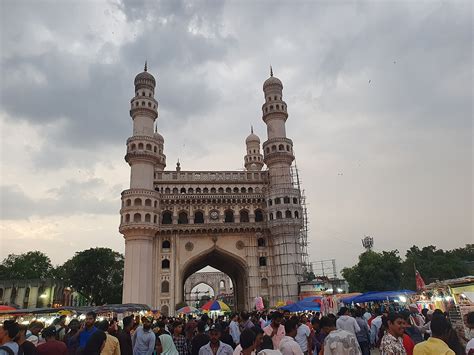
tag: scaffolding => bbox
[261,162,311,302]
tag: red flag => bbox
[415,269,426,291]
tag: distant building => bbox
[0,279,86,309]
[299,277,349,299]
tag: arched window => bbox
[154,146,157,152]
[259,257,267,267]
[126,199,131,206]
[194,211,204,224]
[284,196,290,204]
[161,281,169,293]
[285,210,292,218]
[162,240,171,249]
[276,211,282,219]
[196,187,201,193]
[131,144,136,151]
[268,199,273,206]
[188,188,194,194]
[161,259,170,269]
[255,209,264,222]
[134,198,142,206]
[224,210,234,223]
[257,238,266,247]
[133,213,141,222]
[180,187,186,193]
[146,143,152,150]
[293,197,298,204]
[125,214,130,223]
[233,187,239,193]
[218,187,224,193]
[153,215,157,223]
[275,198,281,204]
[269,213,274,220]
[271,145,277,152]
[145,213,151,222]
[295,211,299,219]
[248,187,253,193]
[145,199,152,206]
[154,201,157,207]
[219,280,225,289]
[162,211,172,224]
[161,304,169,316]
[240,210,249,223]
[203,187,209,193]
[226,187,232,193]
[178,212,188,224]
[261,278,268,288]
[286,145,290,151]
[172,188,178,194]
[138,143,144,149]
[210,188,216,193]
[165,187,171,194]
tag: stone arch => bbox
[255,209,264,222]
[180,247,248,310]
[224,209,234,223]
[161,280,169,293]
[194,210,204,224]
[161,259,170,269]
[239,209,249,223]
[178,211,188,224]
[162,211,172,224]
[161,304,169,316]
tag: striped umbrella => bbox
[176,306,200,314]
[201,300,231,312]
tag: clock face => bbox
[210,211,219,220]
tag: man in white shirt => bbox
[0,320,20,355]
[294,316,311,355]
[279,319,303,355]
[336,307,360,336]
[320,316,361,355]
[229,313,241,347]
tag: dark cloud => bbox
[0,179,118,220]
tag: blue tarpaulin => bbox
[279,300,321,312]
[342,290,415,304]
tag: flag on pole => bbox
[414,264,426,291]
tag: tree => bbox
[175,301,188,311]
[342,250,402,292]
[198,295,211,308]
[400,245,472,289]
[60,248,124,305]
[0,251,53,280]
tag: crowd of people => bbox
[0,306,473,355]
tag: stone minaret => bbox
[244,127,264,171]
[119,63,166,305]
[261,67,303,303]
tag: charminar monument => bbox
[119,64,309,315]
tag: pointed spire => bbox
[270,65,273,77]
[144,60,148,72]
[154,123,157,133]
[251,125,254,134]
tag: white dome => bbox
[246,132,260,144]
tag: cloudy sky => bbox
[0,0,472,274]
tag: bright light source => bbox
[445,296,452,301]
[79,314,86,320]
[399,296,407,303]
[40,293,48,299]
[337,288,343,293]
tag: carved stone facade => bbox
[184,272,233,305]
[120,65,306,314]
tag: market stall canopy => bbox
[201,300,230,312]
[176,306,200,314]
[343,290,415,304]
[0,303,150,316]
[280,299,321,312]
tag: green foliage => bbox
[0,251,53,280]
[175,301,188,311]
[61,248,124,305]
[342,250,402,292]
[400,245,472,289]
[198,295,211,308]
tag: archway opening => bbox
[181,248,246,311]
